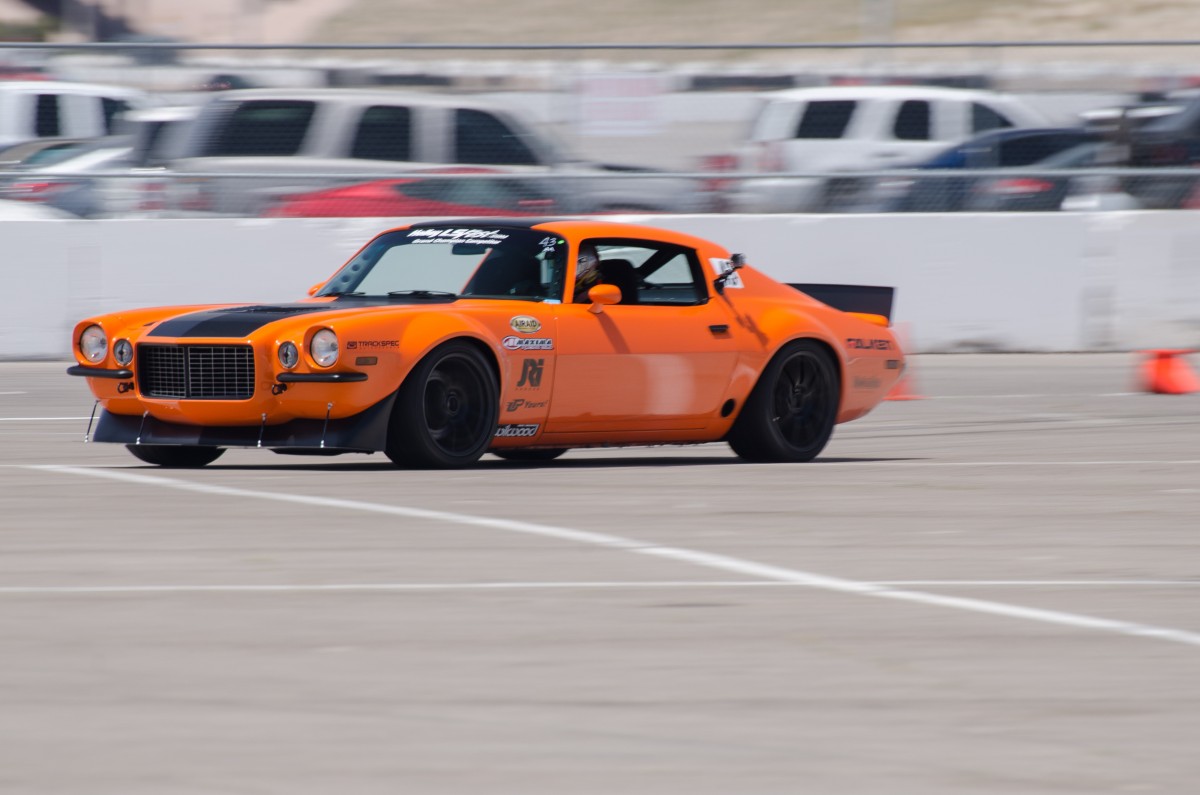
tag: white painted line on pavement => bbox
[1,580,1197,596]
[0,417,89,422]
[28,464,1200,649]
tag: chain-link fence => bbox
[3,39,1200,218]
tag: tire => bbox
[125,445,224,468]
[385,341,498,469]
[728,340,839,463]
[492,448,567,462]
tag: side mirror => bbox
[713,253,745,296]
[307,282,325,297]
[586,283,621,314]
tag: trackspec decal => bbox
[495,423,539,438]
[517,358,544,388]
[503,336,554,351]
[346,340,399,349]
[853,376,882,390]
[506,398,549,412]
[510,315,541,334]
[846,338,893,351]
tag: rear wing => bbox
[789,283,895,325]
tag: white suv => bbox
[729,85,1050,212]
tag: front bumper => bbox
[91,392,396,453]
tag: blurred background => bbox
[4,0,1200,219]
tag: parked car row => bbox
[5,79,1200,218]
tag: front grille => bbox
[138,344,255,400]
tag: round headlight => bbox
[113,339,133,367]
[80,325,107,364]
[310,329,338,368]
[278,341,299,369]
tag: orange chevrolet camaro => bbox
[68,219,905,468]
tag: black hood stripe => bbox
[148,304,335,338]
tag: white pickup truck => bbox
[168,88,710,215]
[727,85,1051,212]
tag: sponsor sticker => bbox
[506,398,549,412]
[853,376,882,390]
[407,227,510,246]
[517,358,544,388]
[708,257,744,289]
[503,336,553,351]
[346,340,399,349]
[495,423,539,438]
[510,315,541,334]
[846,338,893,351]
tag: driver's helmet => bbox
[574,244,601,299]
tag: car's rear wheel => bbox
[385,341,498,469]
[125,445,225,468]
[728,340,839,463]
[492,448,567,462]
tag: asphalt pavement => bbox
[1,354,1198,794]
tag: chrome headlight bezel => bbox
[310,328,338,368]
[79,325,107,364]
[113,338,133,367]
[278,340,299,370]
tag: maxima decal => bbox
[495,424,539,438]
[502,336,554,351]
[510,315,542,334]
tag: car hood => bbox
[145,298,457,338]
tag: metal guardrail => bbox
[7,40,1200,52]
[3,168,1199,181]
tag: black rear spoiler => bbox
[788,283,895,323]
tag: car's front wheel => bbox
[386,341,498,469]
[728,340,839,463]
[125,445,225,468]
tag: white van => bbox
[0,81,151,149]
[729,85,1051,212]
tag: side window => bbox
[454,109,538,166]
[794,100,856,139]
[35,94,60,137]
[577,240,704,306]
[204,100,316,156]
[972,103,1015,134]
[350,105,412,161]
[101,97,130,134]
[893,100,931,141]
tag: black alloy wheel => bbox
[125,445,225,468]
[728,340,839,463]
[386,341,498,469]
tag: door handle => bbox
[708,324,729,335]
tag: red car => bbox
[262,170,558,217]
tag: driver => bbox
[573,244,601,302]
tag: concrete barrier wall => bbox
[3,213,1199,359]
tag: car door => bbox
[545,238,744,435]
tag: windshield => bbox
[317,225,567,301]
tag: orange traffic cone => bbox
[886,323,926,401]
[1139,349,1200,395]
[885,364,926,401]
